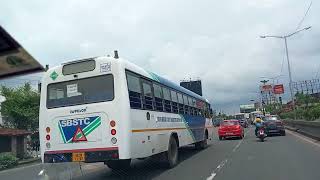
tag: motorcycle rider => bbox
[255,117,264,136]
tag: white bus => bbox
[39,54,213,169]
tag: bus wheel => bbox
[164,136,179,168]
[105,159,131,170]
[195,131,208,150]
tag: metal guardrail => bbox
[283,119,320,140]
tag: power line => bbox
[295,1,312,31]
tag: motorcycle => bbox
[257,128,266,142]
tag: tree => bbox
[0,83,40,131]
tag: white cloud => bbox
[0,0,318,113]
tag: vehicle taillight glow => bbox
[111,129,116,135]
[46,135,51,141]
[46,127,51,133]
[110,120,116,127]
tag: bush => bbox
[0,153,18,170]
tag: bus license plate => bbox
[72,152,85,162]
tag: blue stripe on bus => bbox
[180,114,206,142]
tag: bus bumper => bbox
[44,148,119,163]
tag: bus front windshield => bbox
[47,74,114,108]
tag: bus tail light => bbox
[110,120,116,127]
[111,137,117,144]
[46,135,51,141]
[46,127,51,133]
[111,129,116,135]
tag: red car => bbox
[218,120,244,140]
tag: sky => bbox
[0,0,319,114]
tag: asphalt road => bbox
[1,127,320,180]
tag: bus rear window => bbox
[47,75,114,108]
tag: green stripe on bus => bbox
[82,117,101,132]
[58,123,67,143]
[84,121,101,136]
[72,117,101,139]
[67,119,102,143]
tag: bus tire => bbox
[164,136,179,168]
[195,130,208,150]
[105,159,131,170]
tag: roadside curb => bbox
[18,157,41,165]
[285,126,320,141]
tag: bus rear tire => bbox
[164,136,179,168]
[195,131,208,150]
[105,159,131,170]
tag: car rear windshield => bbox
[221,121,239,126]
[265,116,279,121]
[47,75,114,108]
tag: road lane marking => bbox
[206,159,228,180]
[206,128,252,180]
[287,130,320,149]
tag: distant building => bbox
[180,80,202,96]
[0,128,32,158]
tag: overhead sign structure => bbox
[240,104,256,113]
[0,25,44,79]
[273,84,284,94]
[260,84,273,92]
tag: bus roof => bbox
[122,58,207,102]
[51,56,208,102]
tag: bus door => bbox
[141,79,155,154]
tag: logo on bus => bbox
[70,107,87,114]
[58,116,101,143]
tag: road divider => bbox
[284,120,320,141]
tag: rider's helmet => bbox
[256,118,262,123]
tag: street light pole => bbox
[260,26,311,120]
[284,37,295,112]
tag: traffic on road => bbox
[1,1,320,180]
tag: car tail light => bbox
[110,120,116,127]
[111,129,116,135]
[46,127,51,133]
[46,135,51,141]
[276,121,283,126]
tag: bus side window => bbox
[177,93,184,114]
[183,95,189,115]
[153,84,163,111]
[192,98,197,116]
[126,72,142,109]
[188,96,193,115]
[142,80,154,110]
[163,87,172,113]
[171,90,178,114]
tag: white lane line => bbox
[287,130,320,149]
[206,128,251,180]
[206,159,228,180]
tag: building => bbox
[0,128,32,158]
[180,80,203,96]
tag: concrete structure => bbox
[0,128,31,158]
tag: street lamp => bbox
[260,26,311,119]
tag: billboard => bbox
[273,84,284,94]
[240,104,255,113]
[180,80,202,96]
[0,25,44,79]
[260,84,273,92]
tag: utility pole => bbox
[260,26,311,120]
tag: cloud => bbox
[0,0,319,113]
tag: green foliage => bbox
[0,83,40,131]
[0,153,18,170]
